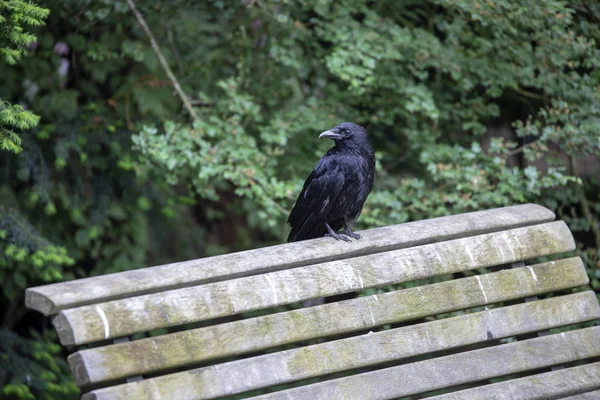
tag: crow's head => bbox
[318,122,368,143]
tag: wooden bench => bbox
[25,204,600,399]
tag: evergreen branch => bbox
[126,0,200,122]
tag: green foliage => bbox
[132,77,293,228]
[128,0,600,231]
[0,329,79,400]
[364,142,579,226]
[0,207,74,302]
[0,0,599,396]
[0,101,40,153]
[0,0,49,65]
[0,0,48,154]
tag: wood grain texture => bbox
[68,257,588,386]
[254,326,600,400]
[54,221,574,346]
[78,292,600,400]
[26,204,555,315]
[561,389,600,400]
[430,362,600,400]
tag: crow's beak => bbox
[319,129,343,140]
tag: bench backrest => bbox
[26,204,600,399]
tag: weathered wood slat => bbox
[26,204,555,315]
[68,257,588,386]
[562,389,600,400]
[429,362,600,400]
[54,221,574,346]
[79,292,600,400]
[254,326,600,400]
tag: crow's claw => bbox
[324,222,353,242]
[343,230,361,240]
[325,232,353,243]
[342,226,362,240]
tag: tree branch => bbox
[511,86,546,101]
[506,140,537,156]
[126,0,200,122]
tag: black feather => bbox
[287,122,375,242]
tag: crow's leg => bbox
[324,222,352,242]
[342,224,361,240]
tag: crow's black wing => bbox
[287,158,345,242]
[349,156,375,221]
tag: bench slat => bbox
[253,326,600,400]
[26,204,555,315]
[79,292,600,400]
[54,221,574,346]
[428,362,600,400]
[68,257,588,386]
[562,389,600,400]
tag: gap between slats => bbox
[426,360,600,400]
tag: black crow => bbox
[287,122,375,242]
